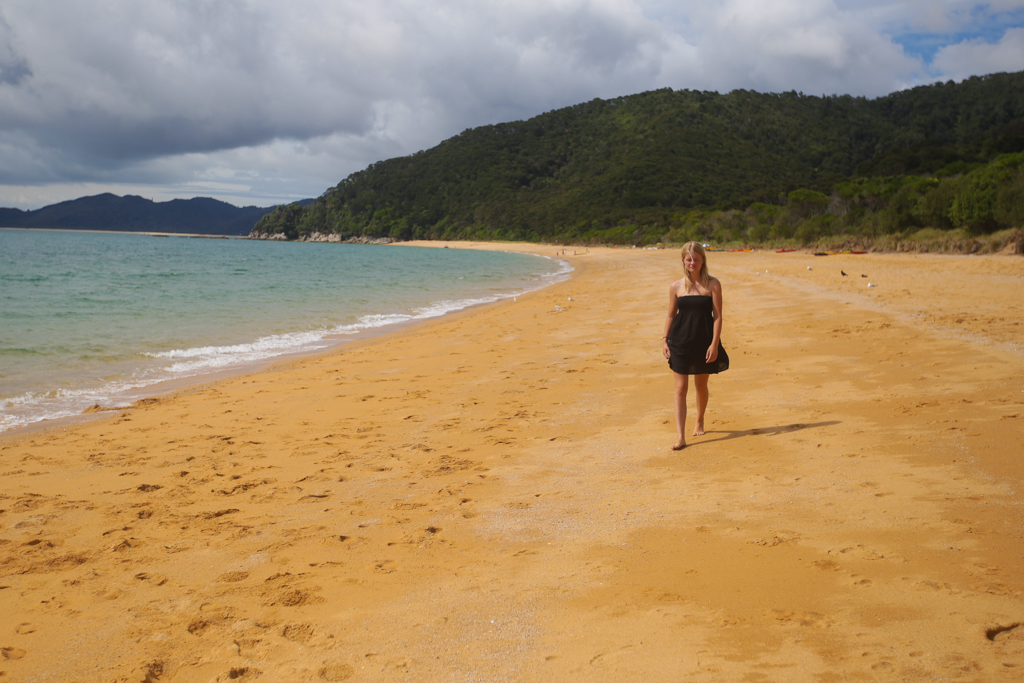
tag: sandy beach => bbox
[2,242,1023,682]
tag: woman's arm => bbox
[707,278,723,363]
[662,281,679,359]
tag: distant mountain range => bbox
[0,194,313,236]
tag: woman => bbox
[662,242,729,450]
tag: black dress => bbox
[667,295,729,375]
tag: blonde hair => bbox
[681,241,711,290]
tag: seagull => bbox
[841,270,847,276]
[555,305,563,311]
[807,266,813,270]
[568,297,573,301]
[867,283,877,288]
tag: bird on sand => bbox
[841,270,847,276]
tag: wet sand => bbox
[1,243,1022,682]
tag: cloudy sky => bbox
[1,0,1023,210]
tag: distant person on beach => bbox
[662,242,729,450]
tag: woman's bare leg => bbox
[672,372,689,450]
[693,374,709,436]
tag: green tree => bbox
[950,175,998,233]
[995,167,1024,227]
[787,189,829,220]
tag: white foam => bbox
[0,375,172,431]
[145,328,336,374]
[333,313,414,334]
[149,329,329,360]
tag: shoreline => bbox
[1,240,574,439]
[1,246,1022,681]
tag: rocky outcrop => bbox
[299,233,397,244]
[346,235,397,245]
[246,231,290,241]
[246,231,397,244]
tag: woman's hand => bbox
[705,343,718,363]
[662,339,671,359]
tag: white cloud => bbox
[665,0,919,94]
[932,25,1024,78]
[0,0,1021,209]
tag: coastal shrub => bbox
[769,222,793,239]
[794,214,836,243]
[793,221,818,244]
[826,192,852,216]
[948,153,1024,233]
[746,202,782,225]
[705,210,746,243]
[662,223,700,244]
[936,160,982,178]
[833,178,896,211]
[994,166,1024,228]
[748,222,771,242]
[950,174,998,234]
[881,185,922,233]
[787,189,830,220]
[916,179,958,229]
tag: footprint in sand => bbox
[771,610,830,627]
[259,575,326,607]
[138,660,164,683]
[281,623,315,644]
[1,646,27,660]
[134,572,168,586]
[391,502,426,511]
[213,667,261,681]
[319,662,355,681]
[187,620,210,635]
[811,559,841,571]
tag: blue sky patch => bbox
[894,6,1024,64]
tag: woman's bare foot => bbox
[692,421,705,436]
[671,438,686,450]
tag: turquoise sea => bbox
[0,229,569,432]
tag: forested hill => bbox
[0,194,286,235]
[255,71,1024,245]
